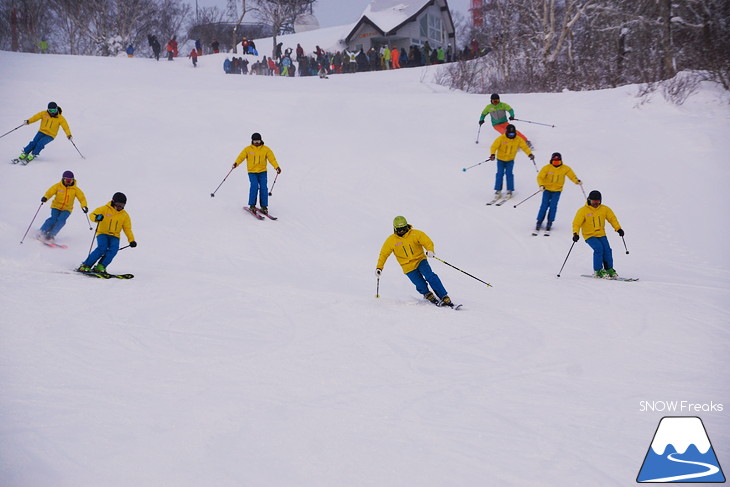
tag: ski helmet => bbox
[112,192,127,204]
[490,93,500,101]
[393,216,408,229]
[251,132,262,141]
[505,124,516,137]
[48,101,58,110]
[551,152,562,161]
[62,170,74,179]
[587,190,602,203]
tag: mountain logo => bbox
[637,416,725,483]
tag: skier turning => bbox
[478,93,531,147]
[535,152,581,232]
[375,216,454,307]
[38,170,88,241]
[572,190,624,279]
[78,192,137,274]
[17,102,73,163]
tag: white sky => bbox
[190,0,472,28]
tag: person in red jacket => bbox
[188,48,198,67]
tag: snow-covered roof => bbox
[361,0,427,33]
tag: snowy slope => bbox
[0,50,728,487]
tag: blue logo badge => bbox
[637,416,725,483]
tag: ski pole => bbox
[432,256,492,287]
[0,123,25,140]
[512,118,555,128]
[268,171,279,196]
[462,159,490,172]
[83,210,92,230]
[87,222,99,257]
[621,234,629,254]
[19,201,44,244]
[530,157,539,173]
[69,138,85,159]
[375,276,380,298]
[475,124,482,144]
[210,166,235,197]
[578,182,586,199]
[557,241,576,277]
[513,188,542,208]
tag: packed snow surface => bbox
[0,50,728,486]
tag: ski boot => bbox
[260,206,268,214]
[593,269,608,278]
[78,264,91,272]
[92,264,107,273]
[440,296,454,308]
[606,268,618,279]
[424,291,440,305]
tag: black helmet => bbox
[505,124,516,138]
[112,192,127,204]
[587,190,602,204]
[251,132,262,141]
[551,152,562,161]
[48,101,58,110]
[490,93,500,101]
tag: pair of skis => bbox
[243,207,278,220]
[75,268,134,279]
[581,274,639,282]
[10,157,33,165]
[486,193,512,206]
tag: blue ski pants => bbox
[536,190,562,224]
[24,132,55,156]
[248,171,268,207]
[494,159,515,191]
[84,234,120,268]
[585,236,614,272]
[40,208,71,238]
[406,259,448,299]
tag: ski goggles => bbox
[113,202,125,210]
[48,108,58,114]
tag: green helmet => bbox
[393,216,408,229]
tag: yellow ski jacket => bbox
[572,203,621,240]
[90,202,135,241]
[490,134,532,161]
[537,163,580,192]
[27,111,72,139]
[234,144,280,174]
[377,227,435,274]
[43,179,87,212]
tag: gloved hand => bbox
[539,185,545,191]
[82,206,88,213]
[489,154,495,161]
[375,268,382,277]
[129,241,137,248]
[425,250,435,258]
[576,180,582,185]
[617,229,625,237]
[95,214,104,222]
[572,233,580,242]
[478,120,484,126]
[67,135,73,141]
[276,167,281,174]
[232,162,237,169]
[528,154,535,160]
[24,120,29,125]
[41,196,48,203]
[509,116,515,120]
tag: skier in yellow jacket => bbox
[232,132,281,214]
[535,152,581,232]
[38,170,88,241]
[572,190,624,279]
[489,124,534,198]
[78,193,137,274]
[18,102,72,163]
[375,216,454,307]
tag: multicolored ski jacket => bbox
[479,102,515,126]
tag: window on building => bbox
[419,14,443,44]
